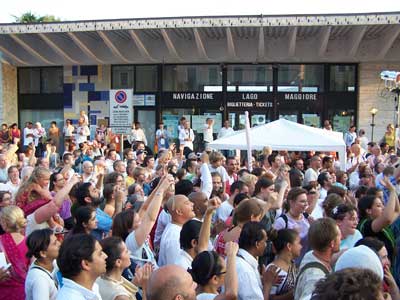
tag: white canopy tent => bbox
[210,119,347,170]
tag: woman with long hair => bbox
[0,205,30,300]
[265,229,302,299]
[357,177,400,265]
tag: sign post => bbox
[110,89,133,156]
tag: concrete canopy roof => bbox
[0,12,400,66]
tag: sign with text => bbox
[163,92,221,107]
[280,92,319,101]
[227,92,273,109]
[109,89,133,134]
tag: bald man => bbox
[158,195,195,266]
[188,191,208,221]
[147,265,197,300]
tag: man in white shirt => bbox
[75,117,90,145]
[179,120,195,152]
[57,234,107,300]
[23,122,34,150]
[129,121,148,146]
[203,118,214,150]
[236,221,273,300]
[303,155,321,187]
[158,194,195,266]
[218,120,235,157]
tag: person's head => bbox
[147,264,197,300]
[0,191,11,208]
[322,193,344,217]
[180,219,202,253]
[0,205,26,233]
[311,268,384,300]
[322,156,333,169]
[358,195,384,220]
[355,237,391,269]
[254,177,275,199]
[184,120,190,129]
[190,250,226,288]
[211,172,223,195]
[238,221,268,257]
[7,165,19,182]
[233,199,263,225]
[128,182,145,199]
[239,174,258,196]
[49,172,65,191]
[80,161,94,176]
[387,123,394,133]
[310,155,322,170]
[26,228,60,261]
[134,121,141,129]
[209,151,224,168]
[166,195,195,224]
[329,203,358,239]
[112,209,141,241]
[133,166,146,183]
[269,228,302,259]
[268,152,282,169]
[0,154,7,169]
[293,158,304,171]
[57,234,107,280]
[72,206,97,235]
[308,218,341,254]
[175,179,194,196]
[287,187,308,215]
[317,172,333,189]
[188,192,208,219]
[113,160,126,174]
[100,236,131,274]
[76,182,101,207]
[335,171,348,186]
[226,156,239,174]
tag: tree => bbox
[13,12,60,23]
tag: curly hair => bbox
[311,268,382,300]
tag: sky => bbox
[1,0,400,23]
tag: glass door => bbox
[135,110,156,150]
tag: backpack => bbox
[294,261,330,291]
[278,212,309,229]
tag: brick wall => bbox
[358,62,400,142]
[1,63,18,125]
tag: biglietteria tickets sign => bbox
[109,89,133,135]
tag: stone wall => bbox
[358,62,400,142]
[0,63,18,125]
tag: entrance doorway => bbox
[135,109,156,150]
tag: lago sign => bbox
[227,92,273,109]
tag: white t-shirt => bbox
[26,213,50,236]
[25,263,58,300]
[303,168,319,186]
[23,127,34,146]
[154,210,171,248]
[209,165,229,182]
[158,223,182,266]
[203,124,213,143]
[174,249,193,271]
[216,200,234,222]
[125,230,157,267]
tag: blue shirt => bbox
[91,208,112,240]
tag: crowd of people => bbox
[0,114,399,300]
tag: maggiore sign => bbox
[284,93,318,101]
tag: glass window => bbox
[330,65,356,92]
[18,68,40,94]
[277,64,324,92]
[112,65,134,89]
[135,65,158,92]
[163,65,222,91]
[227,65,273,92]
[41,68,63,93]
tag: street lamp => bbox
[370,107,378,142]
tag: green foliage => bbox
[13,12,60,23]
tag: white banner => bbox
[109,89,133,134]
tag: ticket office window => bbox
[163,65,222,92]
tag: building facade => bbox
[1,13,400,147]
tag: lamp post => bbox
[370,107,378,142]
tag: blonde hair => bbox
[0,205,26,232]
[209,151,225,164]
[15,167,51,203]
[239,174,258,186]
